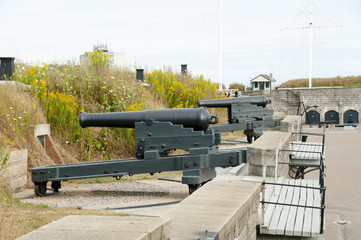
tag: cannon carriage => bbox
[32,95,278,196]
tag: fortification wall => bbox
[243,87,361,124]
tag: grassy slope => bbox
[0,61,225,239]
[279,75,361,88]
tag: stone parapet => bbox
[281,115,302,141]
[248,132,291,177]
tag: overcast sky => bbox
[1,0,360,87]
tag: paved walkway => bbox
[304,126,360,240]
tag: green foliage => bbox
[14,61,148,161]
[0,137,14,173]
[229,83,245,91]
[84,50,110,69]
[145,69,219,108]
[36,203,50,209]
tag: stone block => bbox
[3,149,28,190]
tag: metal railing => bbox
[260,129,326,234]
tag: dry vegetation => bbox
[0,180,128,240]
[0,85,53,168]
[279,75,361,88]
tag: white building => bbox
[250,73,277,94]
[80,44,126,67]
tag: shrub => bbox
[0,137,12,173]
[14,61,151,161]
[145,69,219,108]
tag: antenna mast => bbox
[284,0,339,88]
[308,0,314,88]
[218,0,223,92]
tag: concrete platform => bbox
[164,177,261,240]
[16,215,171,240]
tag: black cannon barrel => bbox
[197,95,271,108]
[79,107,218,131]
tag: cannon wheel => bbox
[188,184,201,194]
[34,182,48,197]
[51,181,61,192]
[246,135,253,143]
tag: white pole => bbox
[219,0,223,92]
[308,0,313,88]
[275,137,282,183]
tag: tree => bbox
[229,83,245,91]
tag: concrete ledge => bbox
[164,177,261,240]
[17,215,171,240]
[4,149,28,190]
[34,124,50,137]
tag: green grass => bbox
[345,83,361,87]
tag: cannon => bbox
[32,107,247,196]
[197,95,271,108]
[198,95,280,143]
[79,107,218,131]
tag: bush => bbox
[14,60,149,161]
[145,69,219,108]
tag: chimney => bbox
[136,69,144,82]
[270,73,273,79]
[181,64,187,75]
[0,57,15,80]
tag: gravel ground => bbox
[20,181,168,209]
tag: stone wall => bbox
[3,149,28,190]
[243,87,361,124]
[34,124,63,164]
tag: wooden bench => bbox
[289,141,323,165]
[260,178,321,237]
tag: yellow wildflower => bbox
[10,141,15,146]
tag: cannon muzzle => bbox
[79,107,218,131]
[197,95,271,108]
